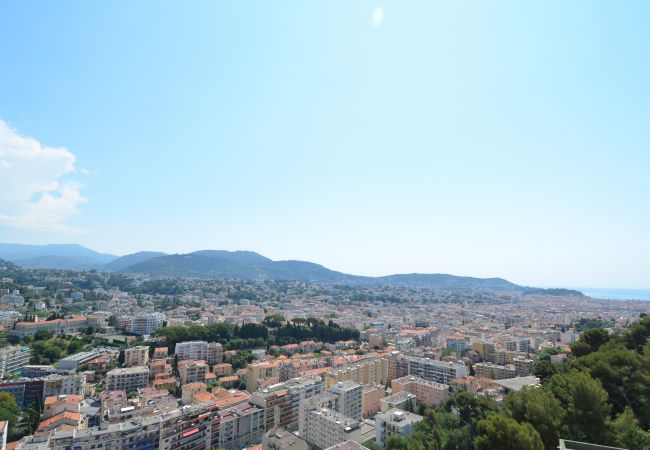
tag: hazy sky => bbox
[0,1,649,288]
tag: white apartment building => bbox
[124,346,150,367]
[0,346,30,378]
[396,355,467,385]
[328,381,362,421]
[106,366,150,392]
[375,409,423,447]
[130,313,164,335]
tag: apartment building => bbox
[251,388,294,432]
[375,409,423,447]
[263,427,309,450]
[328,381,362,421]
[253,375,324,432]
[178,360,208,385]
[380,392,416,412]
[124,346,150,367]
[324,358,389,389]
[247,360,282,392]
[0,345,30,378]
[513,358,534,376]
[395,355,467,384]
[391,375,449,408]
[106,366,150,392]
[361,385,385,418]
[304,408,360,450]
[474,362,516,380]
[175,341,209,361]
[446,336,470,355]
[130,313,164,336]
[43,373,86,398]
[211,402,265,450]
[182,382,208,404]
[207,342,224,364]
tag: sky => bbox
[0,1,649,288]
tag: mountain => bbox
[0,243,584,296]
[122,250,583,295]
[124,250,357,283]
[14,255,105,270]
[374,273,520,291]
[0,243,118,270]
[102,251,167,272]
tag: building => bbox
[43,373,86,398]
[181,382,207,404]
[251,388,294,432]
[44,411,177,450]
[57,349,119,371]
[329,381,362,421]
[12,316,87,338]
[558,439,626,450]
[0,346,30,378]
[512,357,534,376]
[130,313,164,335]
[474,362,516,380]
[304,408,360,450]
[207,342,224,364]
[375,409,423,447]
[0,379,44,409]
[380,392,416,412]
[361,385,385,418]
[43,394,83,420]
[247,360,283,392]
[106,366,150,392]
[178,360,208,385]
[263,427,309,450]
[446,336,470,355]
[391,375,449,408]
[211,402,265,450]
[175,341,209,361]
[324,358,389,389]
[213,363,233,377]
[124,346,150,367]
[395,355,467,384]
[253,375,324,432]
[325,441,370,450]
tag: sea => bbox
[576,288,650,301]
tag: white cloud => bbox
[373,6,384,27]
[0,120,87,232]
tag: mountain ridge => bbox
[0,243,584,295]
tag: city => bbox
[0,258,646,449]
[0,1,649,449]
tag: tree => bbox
[624,316,650,352]
[474,414,544,450]
[533,360,559,384]
[0,392,21,440]
[572,342,650,425]
[505,387,566,450]
[547,371,613,444]
[570,328,610,356]
[612,407,650,450]
[444,392,499,433]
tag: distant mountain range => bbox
[0,243,584,295]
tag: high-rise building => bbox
[106,367,150,392]
[328,381,362,421]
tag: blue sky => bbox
[0,1,649,288]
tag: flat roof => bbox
[493,376,540,391]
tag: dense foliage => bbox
[154,318,359,353]
[379,315,650,450]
